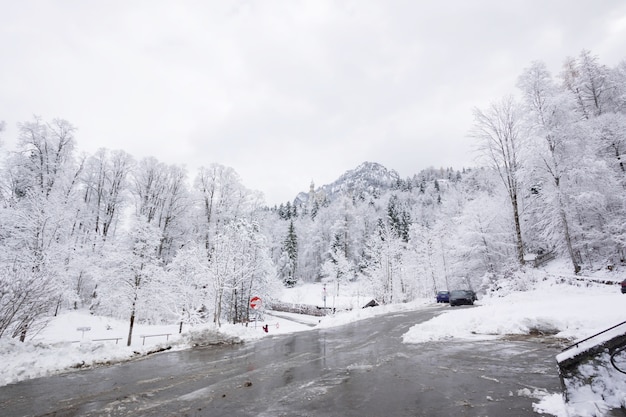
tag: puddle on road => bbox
[501,333,568,348]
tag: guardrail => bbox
[139,333,172,345]
[92,337,122,344]
[533,251,555,267]
[556,320,626,402]
[560,320,626,354]
[270,301,345,316]
[557,320,626,377]
[69,334,172,346]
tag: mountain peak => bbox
[339,161,394,180]
[294,161,400,205]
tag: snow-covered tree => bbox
[518,61,583,272]
[0,117,85,337]
[131,157,191,263]
[471,95,527,265]
[163,243,211,327]
[80,148,133,242]
[560,50,611,119]
[365,220,407,304]
[97,215,163,345]
[0,266,55,341]
[208,218,277,326]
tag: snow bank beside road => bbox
[402,278,623,344]
[402,276,626,417]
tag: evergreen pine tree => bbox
[282,220,298,287]
[311,200,319,220]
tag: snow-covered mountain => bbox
[294,161,400,206]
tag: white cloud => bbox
[1,1,625,204]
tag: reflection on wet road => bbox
[0,306,563,416]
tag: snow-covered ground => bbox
[1,264,625,416]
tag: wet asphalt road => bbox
[0,305,564,417]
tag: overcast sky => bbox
[1,1,625,205]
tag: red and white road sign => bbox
[250,296,262,310]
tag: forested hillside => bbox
[1,50,624,344]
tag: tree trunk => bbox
[55,296,61,316]
[127,311,135,347]
[511,193,525,265]
[552,175,580,274]
[615,145,625,173]
[560,207,580,274]
[127,292,138,347]
[233,288,237,325]
[19,324,28,342]
[440,239,450,287]
[214,289,223,327]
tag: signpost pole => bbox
[76,326,91,339]
[250,296,262,329]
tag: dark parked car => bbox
[449,290,475,306]
[436,291,450,303]
[622,279,626,294]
